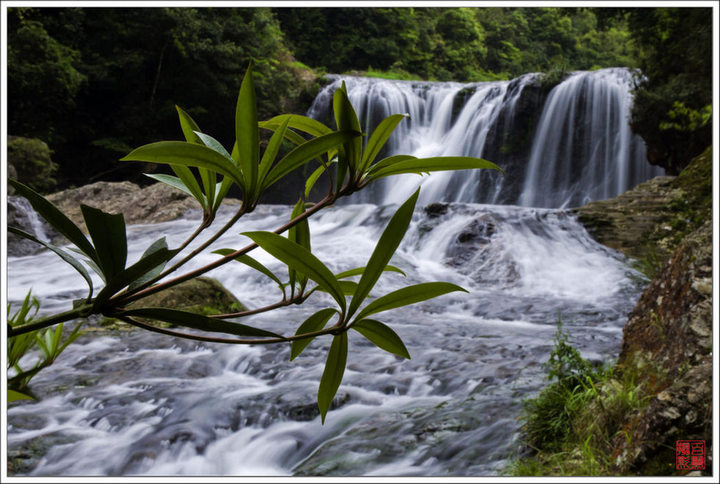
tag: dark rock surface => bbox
[611,221,712,474]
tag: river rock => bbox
[573,145,712,263]
[45,181,241,231]
[609,219,712,475]
[128,277,247,316]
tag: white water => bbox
[7,68,657,476]
[308,68,663,207]
[7,203,646,476]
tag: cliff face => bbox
[575,146,713,475]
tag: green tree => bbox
[625,8,713,174]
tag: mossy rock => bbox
[8,136,58,193]
[130,277,246,315]
[94,277,246,331]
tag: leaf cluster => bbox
[8,64,499,422]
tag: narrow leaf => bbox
[361,114,407,172]
[120,141,245,189]
[212,249,284,290]
[128,237,172,291]
[316,280,358,295]
[348,189,419,319]
[8,389,34,402]
[335,264,406,280]
[305,160,335,199]
[176,105,203,144]
[236,65,259,192]
[120,308,282,338]
[81,205,127,281]
[242,231,346,312]
[352,319,410,359]
[260,114,333,138]
[170,166,206,208]
[258,117,291,194]
[212,177,234,213]
[366,156,502,181]
[318,332,348,424]
[355,282,467,322]
[288,199,311,292]
[145,173,199,200]
[194,131,233,160]
[290,308,337,360]
[9,226,94,301]
[263,130,361,190]
[333,82,362,174]
[93,247,178,310]
[365,155,417,176]
[8,179,96,261]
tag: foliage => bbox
[511,320,654,476]
[7,65,499,423]
[623,7,713,174]
[7,292,84,402]
[7,136,59,193]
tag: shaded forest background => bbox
[6,6,713,193]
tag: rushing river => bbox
[6,68,658,476]
[7,201,646,476]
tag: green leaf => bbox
[8,389,34,402]
[236,65,259,193]
[93,247,178,310]
[176,105,203,144]
[352,319,410,359]
[145,173,200,200]
[364,155,417,176]
[360,114,407,172]
[211,177,234,213]
[347,189,419,319]
[128,237,172,291]
[288,199,311,293]
[260,114,333,138]
[8,226,94,301]
[242,231,346,312]
[8,179,96,261]
[194,131,233,160]
[120,308,282,338]
[315,280,358,296]
[366,156,502,181]
[290,308,337,361]
[305,160,335,199]
[263,130,360,190]
[355,282,467,322]
[258,117,290,195]
[199,167,217,210]
[170,166,207,208]
[335,264,406,280]
[318,332,348,424]
[81,205,127,281]
[212,249,284,290]
[120,141,245,190]
[333,82,363,175]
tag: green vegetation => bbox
[7,292,84,401]
[510,321,655,476]
[7,65,500,423]
[7,6,655,192]
[7,136,58,194]
[622,8,713,174]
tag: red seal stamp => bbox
[676,440,705,471]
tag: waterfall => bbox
[7,196,53,256]
[307,68,663,208]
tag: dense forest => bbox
[6,6,713,192]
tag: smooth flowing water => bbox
[7,202,645,476]
[7,68,656,476]
[308,68,663,207]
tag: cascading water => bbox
[308,68,663,208]
[7,67,658,477]
[7,202,646,476]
